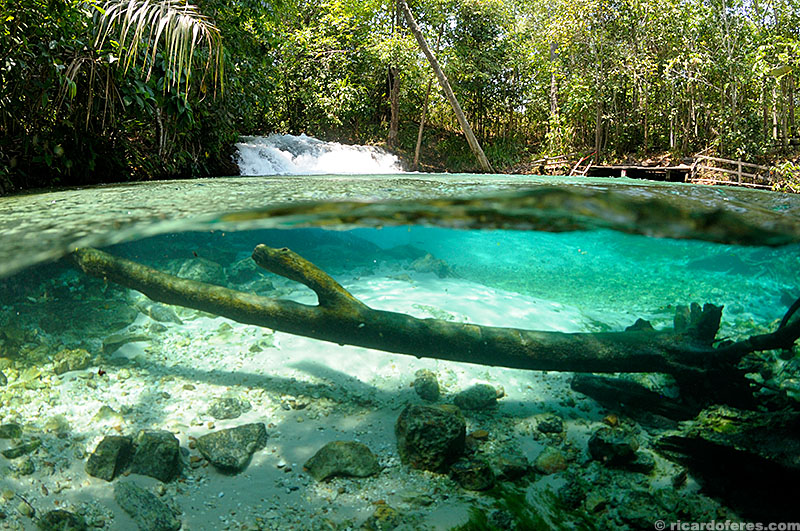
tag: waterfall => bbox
[234,134,404,175]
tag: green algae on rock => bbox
[303,440,381,481]
[114,482,180,531]
[395,404,466,472]
[85,435,133,482]
[195,423,267,473]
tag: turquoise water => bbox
[0,177,799,529]
[352,226,797,327]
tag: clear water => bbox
[1,144,799,528]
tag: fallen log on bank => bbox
[70,245,800,404]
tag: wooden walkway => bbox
[534,153,780,189]
[687,155,775,189]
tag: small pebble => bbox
[470,429,489,440]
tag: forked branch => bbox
[70,245,800,386]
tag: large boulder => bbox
[176,257,227,286]
[450,457,495,491]
[412,369,440,402]
[453,384,503,410]
[588,426,639,465]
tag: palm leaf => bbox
[92,0,223,96]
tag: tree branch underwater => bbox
[70,245,800,404]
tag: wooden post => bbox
[737,161,742,183]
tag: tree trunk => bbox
[413,77,434,171]
[69,245,800,406]
[594,98,604,161]
[789,74,796,139]
[549,43,560,152]
[762,83,769,143]
[398,0,493,172]
[773,83,779,141]
[388,66,400,149]
[782,77,789,149]
[643,94,649,149]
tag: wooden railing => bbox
[530,153,579,173]
[569,151,596,177]
[689,155,775,189]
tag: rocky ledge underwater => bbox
[0,230,798,530]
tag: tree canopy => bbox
[1,0,799,192]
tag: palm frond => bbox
[93,0,223,96]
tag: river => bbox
[0,135,798,529]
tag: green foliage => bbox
[773,160,800,193]
[0,0,236,191]
[93,0,224,97]
[2,0,800,192]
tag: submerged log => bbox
[570,374,699,422]
[70,245,800,401]
[656,406,800,521]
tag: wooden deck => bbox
[585,164,692,182]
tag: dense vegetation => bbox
[1,0,799,192]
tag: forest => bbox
[1,0,799,193]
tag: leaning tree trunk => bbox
[398,0,492,173]
[413,77,433,171]
[70,245,800,407]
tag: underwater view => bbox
[0,137,799,530]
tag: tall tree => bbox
[399,0,493,172]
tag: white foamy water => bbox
[234,133,404,175]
